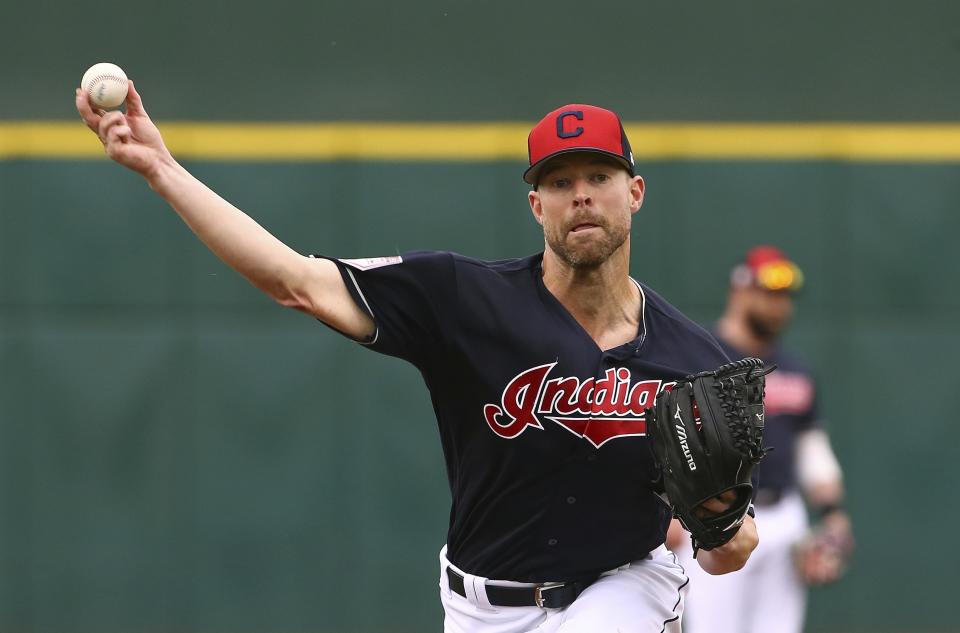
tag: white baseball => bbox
[81,62,129,109]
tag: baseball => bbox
[81,62,129,109]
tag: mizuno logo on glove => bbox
[674,404,697,471]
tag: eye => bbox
[551,178,570,189]
[592,173,610,183]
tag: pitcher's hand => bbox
[76,80,172,179]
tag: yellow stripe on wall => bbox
[2,122,960,161]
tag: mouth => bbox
[570,223,600,233]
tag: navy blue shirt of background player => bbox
[713,337,820,499]
[323,250,730,583]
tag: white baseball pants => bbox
[439,545,689,633]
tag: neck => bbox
[716,312,771,358]
[541,242,640,348]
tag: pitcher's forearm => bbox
[145,156,307,304]
[75,82,358,327]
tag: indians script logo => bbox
[483,362,673,448]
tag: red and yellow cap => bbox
[731,245,804,292]
[523,104,635,185]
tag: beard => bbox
[745,310,785,342]
[545,215,631,269]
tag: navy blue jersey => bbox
[714,336,820,497]
[325,250,730,582]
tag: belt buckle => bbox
[534,583,563,609]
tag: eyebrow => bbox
[540,157,619,180]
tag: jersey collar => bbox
[531,253,647,356]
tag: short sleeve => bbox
[317,250,457,368]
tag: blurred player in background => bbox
[670,246,854,633]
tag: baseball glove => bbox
[647,357,774,554]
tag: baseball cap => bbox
[731,246,805,292]
[523,104,635,185]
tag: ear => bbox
[528,190,544,226]
[629,175,645,214]
[728,285,753,311]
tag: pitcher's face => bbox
[529,154,644,269]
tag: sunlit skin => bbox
[527,154,645,351]
[529,154,643,270]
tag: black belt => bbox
[446,567,598,609]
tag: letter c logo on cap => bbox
[556,111,584,139]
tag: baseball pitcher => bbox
[76,86,768,632]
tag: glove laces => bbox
[709,358,776,463]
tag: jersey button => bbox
[586,454,598,462]
[566,496,577,505]
[547,538,559,546]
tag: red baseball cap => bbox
[523,104,635,185]
[731,246,805,292]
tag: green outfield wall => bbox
[3,160,958,632]
[2,0,959,631]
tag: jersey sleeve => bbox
[315,250,457,368]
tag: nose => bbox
[572,179,592,207]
